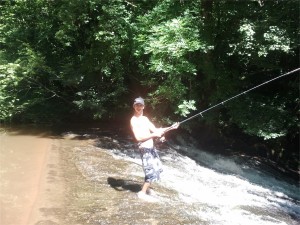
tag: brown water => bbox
[0,125,299,225]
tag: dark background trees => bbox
[1,0,299,170]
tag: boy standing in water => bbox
[130,97,179,201]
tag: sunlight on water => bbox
[104,143,300,225]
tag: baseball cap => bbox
[133,97,145,105]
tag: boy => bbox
[130,97,179,201]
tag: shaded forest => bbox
[0,0,299,172]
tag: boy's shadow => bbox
[107,177,141,193]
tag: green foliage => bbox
[227,93,297,140]
[0,0,131,122]
[228,20,293,58]
[0,63,20,121]
[196,0,299,145]
[176,100,197,117]
[141,16,203,74]
[134,1,211,111]
[0,44,69,122]
[0,0,299,158]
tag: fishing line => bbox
[163,68,299,133]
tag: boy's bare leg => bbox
[137,182,158,202]
[141,182,150,193]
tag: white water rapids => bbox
[103,136,300,225]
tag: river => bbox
[0,124,299,225]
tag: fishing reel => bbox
[159,135,166,143]
[154,135,167,144]
[157,122,180,143]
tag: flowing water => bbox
[0,125,299,225]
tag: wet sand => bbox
[0,130,64,225]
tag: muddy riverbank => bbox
[0,127,65,225]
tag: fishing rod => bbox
[163,67,299,133]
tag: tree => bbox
[133,0,210,122]
[0,0,298,152]
[0,0,132,122]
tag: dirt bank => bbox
[0,129,65,225]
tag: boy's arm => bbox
[159,122,180,134]
[148,119,160,133]
[131,118,163,142]
[148,118,179,133]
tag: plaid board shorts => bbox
[139,147,163,183]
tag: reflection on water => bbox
[0,126,299,225]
